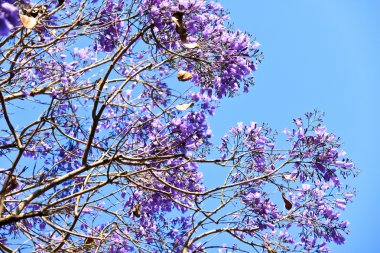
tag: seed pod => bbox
[19,14,38,29]
[282,174,297,182]
[177,70,193,81]
[172,11,188,42]
[183,42,199,49]
[175,102,194,111]
[132,203,141,218]
[172,11,184,29]
[282,193,293,210]
[84,237,94,245]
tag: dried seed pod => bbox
[172,11,188,42]
[177,70,193,81]
[132,203,141,218]
[84,237,94,245]
[175,102,194,111]
[183,42,199,49]
[171,11,184,28]
[282,174,297,182]
[282,193,293,210]
[19,14,38,29]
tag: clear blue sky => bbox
[209,0,380,252]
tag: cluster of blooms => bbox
[0,0,357,252]
[142,0,260,98]
[94,0,127,52]
[0,0,19,36]
[214,112,357,252]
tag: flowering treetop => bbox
[0,0,358,252]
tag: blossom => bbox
[0,1,19,36]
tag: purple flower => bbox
[0,1,19,36]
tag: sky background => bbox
[208,0,380,252]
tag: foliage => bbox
[0,0,358,252]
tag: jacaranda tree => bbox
[0,0,358,252]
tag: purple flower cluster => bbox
[95,0,126,52]
[142,0,260,97]
[214,111,358,252]
[0,0,19,35]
